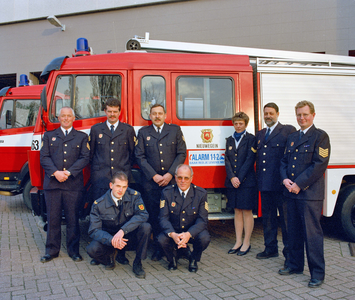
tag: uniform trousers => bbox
[158,229,210,262]
[143,188,164,244]
[86,222,151,265]
[260,191,288,258]
[286,197,325,280]
[44,189,81,257]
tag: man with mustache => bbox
[135,104,187,261]
[255,103,295,266]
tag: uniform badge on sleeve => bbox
[171,202,176,207]
[205,201,209,211]
[99,134,103,138]
[138,204,145,210]
[160,200,165,208]
[319,147,329,158]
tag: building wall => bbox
[1,0,355,87]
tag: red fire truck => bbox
[29,36,355,242]
[0,75,43,209]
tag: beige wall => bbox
[1,0,355,87]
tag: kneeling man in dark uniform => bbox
[87,171,151,278]
[158,164,210,272]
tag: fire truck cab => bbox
[0,75,43,209]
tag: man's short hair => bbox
[59,106,75,116]
[264,102,279,113]
[150,103,166,114]
[175,164,194,177]
[295,100,315,114]
[105,98,121,111]
[111,171,128,183]
[232,112,249,126]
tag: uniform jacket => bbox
[89,121,135,188]
[280,125,330,200]
[159,184,208,238]
[40,127,90,191]
[224,132,257,189]
[135,123,187,189]
[88,188,149,246]
[256,123,296,192]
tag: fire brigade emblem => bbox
[147,136,150,141]
[229,146,232,150]
[99,134,103,138]
[52,137,56,141]
[291,142,294,146]
[138,204,145,211]
[201,129,214,143]
[171,202,176,207]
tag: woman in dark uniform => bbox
[225,112,257,256]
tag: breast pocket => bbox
[298,147,314,164]
[101,214,119,228]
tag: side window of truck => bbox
[0,99,40,129]
[50,75,121,121]
[141,76,166,120]
[177,77,234,119]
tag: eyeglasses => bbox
[176,176,191,181]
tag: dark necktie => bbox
[65,130,68,136]
[110,125,114,134]
[299,131,304,140]
[182,192,185,198]
[157,127,161,134]
[265,128,271,140]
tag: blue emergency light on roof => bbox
[75,38,91,57]
[19,74,29,87]
[77,38,89,52]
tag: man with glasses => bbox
[158,164,210,272]
[135,104,187,261]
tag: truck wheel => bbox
[126,39,141,50]
[336,185,355,242]
[23,179,33,210]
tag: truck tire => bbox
[335,185,355,242]
[23,179,33,210]
[126,39,141,50]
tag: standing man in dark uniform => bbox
[256,103,296,264]
[158,164,210,272]
[86,171,151,278]
[279,101,330,288]
[135,104,187,261]
[89,97,136,201]
[40,107,90,263]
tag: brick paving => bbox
[1,194,355,300]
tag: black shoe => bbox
[228,245,242,254]
[90,259,99,265]
[256,250,278,259]
[151,249,163,261]
[308,278,324,288]
[168,257,178,270]
[105,250,117,270]
[133,260,146,279]
[237,245,251,256]
[40,253,59,263]
[70,254,83,262]
[278,267,303,275]
[116,254,129,265]
[188,258,198,273]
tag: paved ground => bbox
[1,194,355,300]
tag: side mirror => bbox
[5,110,12,126]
